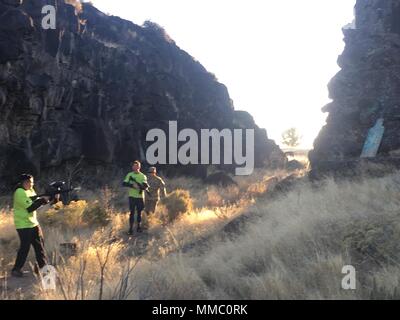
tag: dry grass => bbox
[161,190,193,223]
[0,209,18,264]
[2,167,400,299]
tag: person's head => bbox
[132,161,141,172]
[19,174,34,190]
[148,167,157,176]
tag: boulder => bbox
[286,160,305,171]
[205,171,238,187]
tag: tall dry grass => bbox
[2,168,400,299]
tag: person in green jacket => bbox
[123,161,149,235]
[11,174,52,278]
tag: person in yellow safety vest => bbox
[11,174,53,278]
[123,160,148,235]
[145,167,167,215]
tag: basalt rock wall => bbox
[0,0,284,190]
[310,0,400,177]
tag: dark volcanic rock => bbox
[286,160,305,171]
[310,0,400,177]
[0,0,283,191]
[205,171,238,187]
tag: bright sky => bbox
[89,0,356,149]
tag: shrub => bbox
[83,200,111,227]
[0,209,19,263]
[207,187,224,207]
[161,190,193,223]
[41,200,88,228]
[207,186,240,207]
[41,200,110,228]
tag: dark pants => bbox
[145,199,158,214]
[129,197,144,229]
[13,226,48,271]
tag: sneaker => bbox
[137,226,143,233]
[127,230,133,236]
[11,269,24,278]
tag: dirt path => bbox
[0,270,38,299]
[0,226,161,300]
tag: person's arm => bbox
[123,174,141,190]
[160,179,167,198]
[14,189,49,213]
[122,174,133,188]
[140,175,150,193]
[122,181,133,188]
[27,198,49,212]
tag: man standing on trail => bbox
[11,174,53,277]
[123,161,148,235]
[145,167,167,215]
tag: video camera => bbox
[31,181,81,205]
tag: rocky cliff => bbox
[0,0,284,190]
[310,0,400,177]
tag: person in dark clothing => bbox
[11,174,53,277]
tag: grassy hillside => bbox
[1,166,400,299]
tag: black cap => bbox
[19,174,33,183]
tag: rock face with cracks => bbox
[0,0,284,190]
[310,0,400,177]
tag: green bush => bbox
[40,200,110,228]
[83,200,111,227]
[161,190,193,223]
[40,200,87,228]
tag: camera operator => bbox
[11,174,58,278]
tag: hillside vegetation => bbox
[1,163,400,299]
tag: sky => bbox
[89,0,356,149]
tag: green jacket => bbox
[13,188,39,229]
[124,171,148,199]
